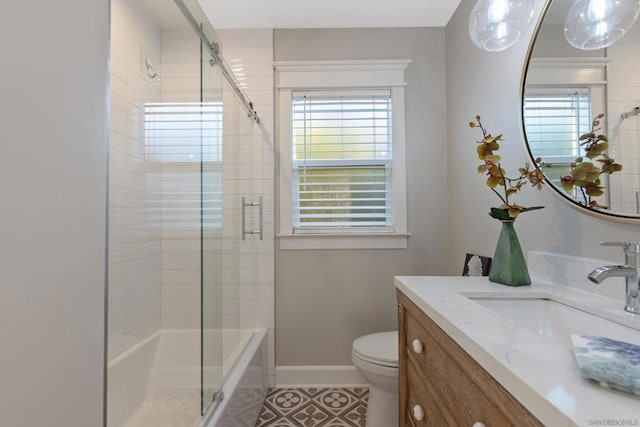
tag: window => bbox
[292,91,392,231]
[275,60,410,249]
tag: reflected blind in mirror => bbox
[524,88,591,162]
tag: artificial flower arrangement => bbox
[470,115,545,220]
[558,113,622,209]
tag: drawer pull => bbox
[411,339,424,354]
[472,423,486,427]
[412,404,425,421]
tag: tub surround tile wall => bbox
[221,107,256,332]
[158,28,203,330]
[109,0,163,361]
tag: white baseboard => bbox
[275,365,369,387]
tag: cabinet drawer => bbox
[403,307,432,367]
[405,356,454,426]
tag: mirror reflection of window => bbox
[524,86,608,206]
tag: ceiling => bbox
[197,0,463,29]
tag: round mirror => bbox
[522,0,640,222]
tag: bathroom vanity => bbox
[398,290,542,426]
[396,276,640,426]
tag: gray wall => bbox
[531,24,603,57]
[274,28,448,365]
[445,0,640,277]
[0,1,108,425]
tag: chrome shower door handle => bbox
[258,196,263,241]
[241,196,263,240]
[242,196,246,240]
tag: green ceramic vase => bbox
[489,220,531,286]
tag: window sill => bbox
[277,232,410,250]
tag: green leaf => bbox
[488,206,544,220]
[489,208,512,221]
[519,206,544,213]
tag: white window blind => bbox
[523,88,591,162]
[291,90,393,231]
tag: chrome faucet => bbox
[587,242,640,314]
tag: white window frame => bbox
[275,60,410,250]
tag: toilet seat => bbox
[352,331,398,368]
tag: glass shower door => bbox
[201,48,225,414]
[201,57,260,416]
[172,0,261,418]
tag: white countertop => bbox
[395,276,640,427]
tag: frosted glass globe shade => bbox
[469,0,535,52]
[564,0,640,50]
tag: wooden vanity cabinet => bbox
[397,290,543,427]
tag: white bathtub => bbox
[107,329,268,427]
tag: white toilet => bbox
[352,331,398,427]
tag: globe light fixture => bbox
[564,0,640,50]
[469,0,535,52]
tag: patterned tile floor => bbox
[256,387,369,427]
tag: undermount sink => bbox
[470,297,640,348]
